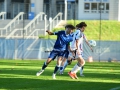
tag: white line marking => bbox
[110,87,120,90]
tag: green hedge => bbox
[39,20,120,41]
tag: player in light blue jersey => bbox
[67,22,93,79]
[36,25,75,79]
[59,23,93,77]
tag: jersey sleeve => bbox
[75,30,82,40]
[54,31,60,35]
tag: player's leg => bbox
[59,57,67,74]
[80,66,84,76]
[63,50,75,72]
[62,57,72,72]
[36,58,52,76]
[52,51,64,79]
[52,56,62,79]
[59,51,69,74]
[79,52,85,76]
[68,50,85,79]
[36,50,57,76]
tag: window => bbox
[99,3,104,10]
[91,3,97,10]
[84,2,109,13]
[84,3,90,10]
[12,0,24,3]
[106,3,109,10]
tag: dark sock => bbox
[42,62,47,70]
[60,66,63,71]
[82,66,84,70]
[53,65,59,74]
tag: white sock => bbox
[71,64,81,73]
[63,60,68,70]
[80,67,83,75]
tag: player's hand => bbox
[90,47,93,52]
[46,30,50,33]
[72,51,75,57]
[76,49,81,55]
[46,30,51,34]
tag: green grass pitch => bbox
[0,60,120,90]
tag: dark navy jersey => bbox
[53,30,73,51]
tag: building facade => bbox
[0,0,120,20]
[78,0,109,20]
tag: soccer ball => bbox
[89,40,96,47]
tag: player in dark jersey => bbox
[36,25,75,79]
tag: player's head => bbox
[77,22,87,32]
[65,24,75,34]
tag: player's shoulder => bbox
[75,29,80,33]
[54,30,65,34]
[58,30,65,33]
[74,29,81,35]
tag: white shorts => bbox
[68,49,83,59]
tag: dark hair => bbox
[65,24,75,29]
[77,22,87,28]
[76,24,79,27]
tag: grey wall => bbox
[0,38,119,62]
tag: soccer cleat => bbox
[59,70,64,75]
[74,73,78,79]
[68,71,75,79]
[80,74,85,77]
[52,74,56,79]
[36,70,44,76]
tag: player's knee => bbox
[83,61,85,66]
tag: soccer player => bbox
[36,25,75,79]
[67,22,93,79]
[59,23,93,76]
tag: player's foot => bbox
[80,74,85,77]
[52,74,56,79]
[36,70,44,76]
[59,70,64,75]
[68,71,75,79]
[74,73,78,79]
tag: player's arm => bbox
[68,42,72,52]
[76,39,79,50]
[46,30,54,35]
[85,40,93,52]
[68,42,75,58]
[84,35,93,52]
[75,39,81,55]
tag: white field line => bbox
[110,87,120,90]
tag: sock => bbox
[42,62,47,70]
[80,66,84,75]
[71,64,81,73]
[60,66,63,71]
[53,65,60,74]
[63,60,68,70]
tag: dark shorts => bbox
[63,50,69,59]
[48,50,65,60]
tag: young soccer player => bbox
[36,25,75,79]
[59,23,93,76]
[67,22,93,79]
